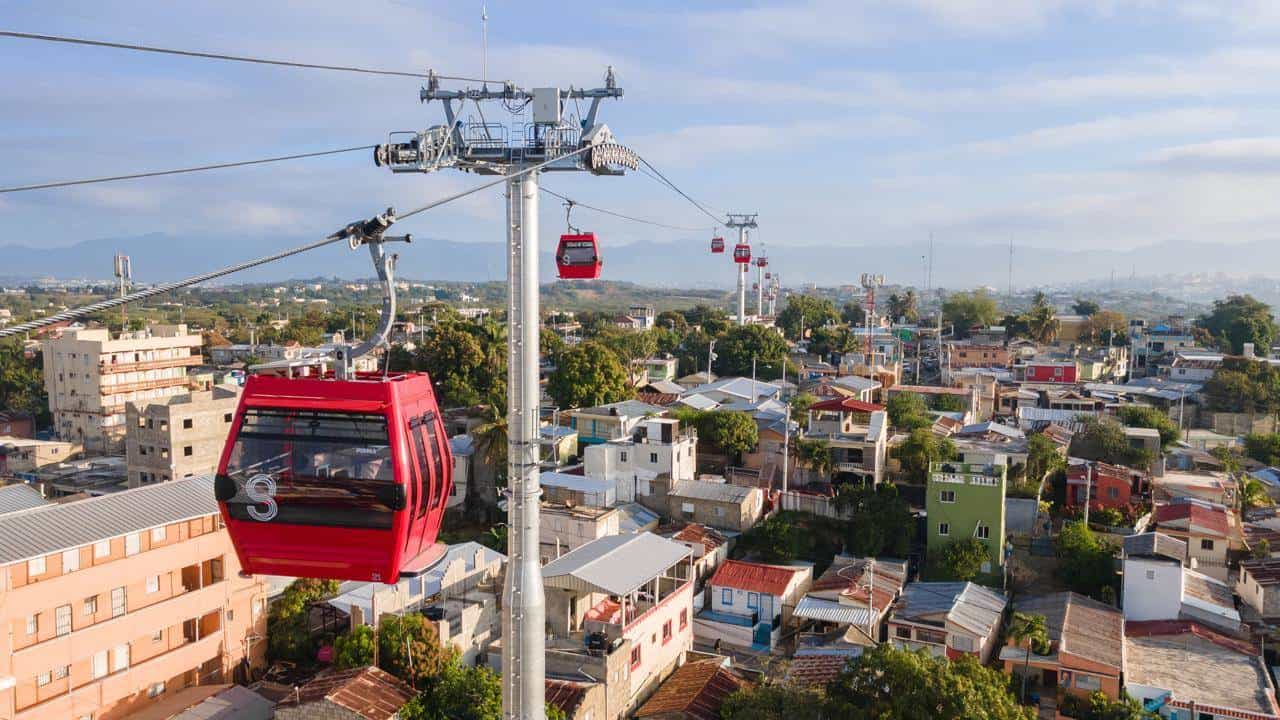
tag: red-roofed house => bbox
[545,677,606,720]
[1064,460,1147,513]
[666,523,730,585]
[1154,499,1232,580]
[633,657,750,720]
[698,560,812,650]
[273,666,414,720]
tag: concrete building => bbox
[698,560,812,650]
[1122,532,1240,635]
[541,502,621,564]
[125,387,242,488]
[926,462,1007,574]
[663,523,729,587]
[583,418,697,503]
[1238,558,1280,622]
[566,400,667,447]
[0,438,82,480]
[1153,498,1233,580]
[44,326,203,453]
[804,400,888,486]
[888,582,1007,663]
[534,533,695,720]
[647,479,764,533]
[794,556,908,656]
[0,475,268,719]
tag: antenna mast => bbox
[113,253,131,329]
[860,273,884,360]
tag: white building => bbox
[583,418,697,503]
[1122,532,1240,634]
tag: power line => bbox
[0,145,375,194]
[0,145,595,338]
[539,186,713,232]
[0,30,498,83]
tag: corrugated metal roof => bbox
[895,582,1006,639]
[169,685,274,720]
[542,532,691,596]
[617,502,660,534]
[670,480,755,504]
[0,474,217,565]
[0,483,49,515]
[1124,532,1187,562]
[793,596,873,627]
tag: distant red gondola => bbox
[765,272,772,280]
[557,232,602,280]
[756,256,768,268]
[733,243,751,264]
[711,236,725,254]
[215,371,452,582]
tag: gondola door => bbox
[405,413,435,563]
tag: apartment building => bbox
[583,418,697,502]
[0,476,268,720]
[926,462,1007,574]
[125,387,242,487]
[44,326,203,453]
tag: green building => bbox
[926,461,1007,573]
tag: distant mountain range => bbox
[8,232,1280,289]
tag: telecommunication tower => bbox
[860,273,884,360]
[374,68,636,719]
[113,253,131,328]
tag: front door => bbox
[753,621,771,647]
[1041,669,1058,688]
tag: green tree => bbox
[1118,406,1180,448]
[540,328,567,361]
[885,392,931,430]
[1198,294,1278,354]
[720,683,827,720]
[1072,299,1101,316]
[841,301,865,325]
[333,625,375,669]
[930,393,966,413]
[935,537,990,581]
[808,325,855,358]
[1024,433,1065,485]
[596,327,658,368]
[942,290,1000,339]
[825,645,1033,720]
[834,484,915,557]
[796,437,833,481]
[894,428,958,483]
[1081,310,1127,345]
[886,290,920,323]
[656,310,689,334]
[0,340,49,426]
[790,392,817,428]
[714,325,789,378]
[1069,416,1152,469]
[547,341,632,409]
[1021,294,1060,344]
[377,613,454,688]
[700,411,759,462]
[1006,612,1050,702]
[1056,521,1117,601]
[737,514,808,563]
[778,295,840,341]
[400,662,501,720]
[469,403,508,517]
[417,322,487,407]
[1060,692,1159,720]
[267,578,340,663]
[1245,433,1280,466]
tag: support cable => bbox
[0,145,375,194]
[0,145,593,338]
[633,156,727,226]
[0,30,499,82]
[538,186,713,232]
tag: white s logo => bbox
[245,474,278,522]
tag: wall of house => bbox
[125,390,240,487]
[1122,558,1183,621]
[1183,532,1229,580]
[624,582,694,716]
[925,468,1007,572]
[1238,573,1280,620]
[668,494,760,533]
[710,586,778,622]
[1024,364,1078,384]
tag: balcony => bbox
[100,376,192,395]
[100,355,201,374]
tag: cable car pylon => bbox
[376,67,635,720]
[724,213,758,325]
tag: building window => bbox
[1145,570,1155,580]
[55,605,71,636]
[679,609,688,630]
[94,540,109,558]
[28,556,45,577]
[951,634,975,652]
[25,614,37,635]
[629,646,642,670]
[895,625,912,639]
[183,446,193,457]
[976,525,991,540]
[662,620,672,644]
[151,526,166,543]
[747,592,759,610]
[1201,539,1214,551]
[111,587,126,617]
[62,549,79,573]
[84,596,97,616]
[125,533,140,556]
[722,588,733,606]
[146,575,160,594]
[939,490,956,503]
[938,523,950,536]
[183,418,193,429]
[224,413,233,423]
[36,671,50,687]
[152,630,163,642]
[1107,487,1119,499]
[112,644,129,673]
[53,665,69,681]
[139,446,147,456]
[92,651,107,679]
[620,451,628,463]
[714,506,725,517]
[1075,674,1101,691]
[649,453,658,463]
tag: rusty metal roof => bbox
[274,666,413,720]
[634,658,748,720]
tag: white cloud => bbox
[629,116,919,168]
[951,107,1241,156]
[1147,136,1280,173]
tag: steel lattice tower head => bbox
[860,272,885,359]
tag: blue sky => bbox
[4,1,1280,275]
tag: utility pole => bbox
[380,67,635,720]
[755,249,768,319]
[725,214,758,326]
[707,339,717,383]
[1007,239,1014,301]
[860,274,884,361]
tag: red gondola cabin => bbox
[733,243,751,264]
[215,371,452,583]
[756,256,768,268]
[711,236,725,254]
[556,232,602,280]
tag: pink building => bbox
[0,476,268,719]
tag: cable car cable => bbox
[0,31,500,83]
[632,156,727,226]
[0,145,376,194]
[0,145,594,338]
[538,186,713,232]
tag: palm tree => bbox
[1007,611,1050,702]
[796,438,833,482]
[470,404,508,523]
[1025,304,1059,343]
